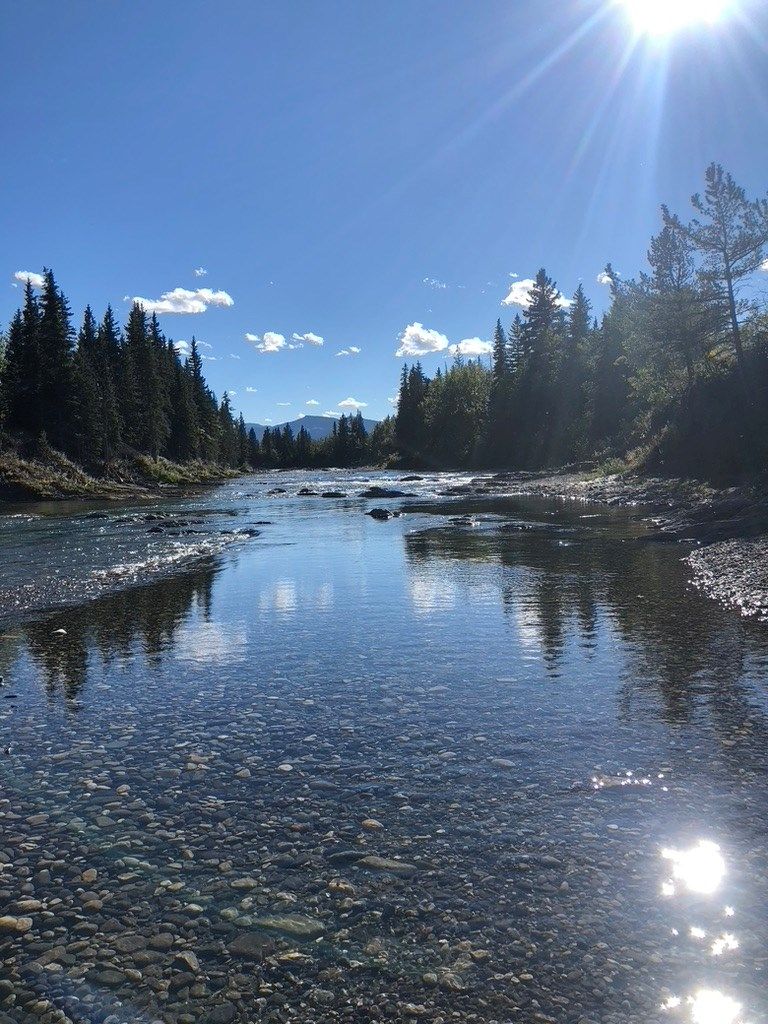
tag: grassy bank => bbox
[0,443,242,501]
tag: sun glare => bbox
[620,0,730,36]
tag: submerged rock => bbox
[251,914,325,938]
[357,855,417,875]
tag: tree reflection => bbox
[403,496,756,725]
[20,563,218,702]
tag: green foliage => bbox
[392,165,768,482]
[0,275,244,470]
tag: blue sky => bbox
[3,0,767,424]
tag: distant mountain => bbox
[245,414,379,442]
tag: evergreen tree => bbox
[70,307,106,461]
[684,163,768,374]
[521,269,565,357]
[37,269,74,449]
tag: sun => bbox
[620,0,730,36]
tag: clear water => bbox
[0,471,767,1024]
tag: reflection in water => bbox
[689,990,742,1024]
[409,574,459,614]
[257,578,333,614]
[662,841,727,896]
[2,480,768,1023]
[15,562,219,700]
[659,841,747,1024]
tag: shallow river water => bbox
[1,471,767,1024]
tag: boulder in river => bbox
[366,507,399,521]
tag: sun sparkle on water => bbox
[620,0,730,36]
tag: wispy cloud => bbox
[227,390,237,397]
[422,276,448,290]
[336,345,361,357]
[245,331,286,354]
[246,386,258,393]
[193,267,208,277]
[133,286,234,314]
[198,340,213,349]
[322,410,337,418]
[292,331,324,346]
[396,322,450,358]
[14,270,45,289]
[230,353,241,359]
[338,396,368,410]
[596,271,613,286]
[276,402,291,407]
[306,399,320,406]
[502,278,571,309]
[448,337,493,357]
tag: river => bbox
[0,470,766,1024]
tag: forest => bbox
[394,164,768,482]
[1,164,766,482]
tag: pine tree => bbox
[247,427,260,467]
[647,215,711,389]
[684,164,768,374]
[96,306,123,456]
[491,319,509,381]
[37,270,74,448]
[3,290,41,435]
[70,307,106,461]
[521,269,565,357]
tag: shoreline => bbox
[480,469,768,622]
[0,449,243,502]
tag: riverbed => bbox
[1,471,767,1024]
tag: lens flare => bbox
[620,0,730,36]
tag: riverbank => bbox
[478,468,768,621]
[0,448,241,501]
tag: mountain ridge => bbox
[245,414,379,441]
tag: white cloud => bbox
[502,278,571,310]
[133,286,234,315]
[14,270,45,289]
[245,331,286,354]
[198,340,213,349]
[448,337,493,357]
[322,410,337,417]
[338,396,368,410]
[306,399,320,406]
[422,276,448,290]
[277,402,291,407]
[245,386,258,393]
[292,331,324,346]
[396,322,450,358]
[227,390,237,397]
[230,353,240,359]
[509,272,519,278]
[174,340,191,356]
[596,271,613,286]
[388,395,398,406]
[760,259,768,272]
[193,267,208,277]
[201,354,217,361]
[336,345,362,357]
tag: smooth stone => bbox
[357,855,417,875]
